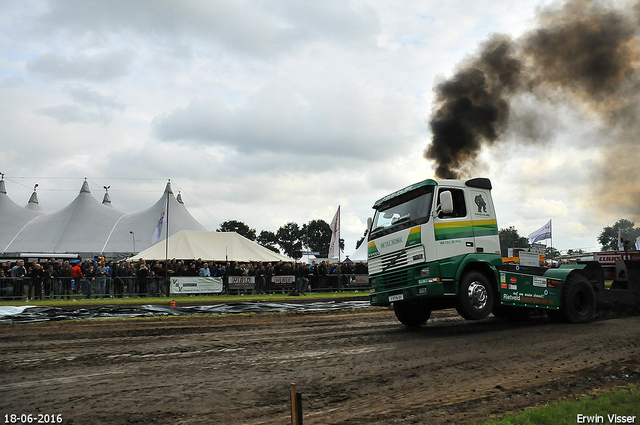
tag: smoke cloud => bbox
[425,0,640,217]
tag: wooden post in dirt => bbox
[290,383,303,425]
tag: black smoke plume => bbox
[425,0,640,218]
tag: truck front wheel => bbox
[561,274,596,323]
[456,271,494,320]
[394,302,431,328]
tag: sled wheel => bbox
[561,274,596,324]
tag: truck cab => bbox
[368,178,502,324]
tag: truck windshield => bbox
[370,188,433,238]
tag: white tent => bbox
[0,178,44,251]
[346,239,368,263]
[1,179,207,260]
[4,179,127,255]
[102,182,206,255]
[128,230,294,263]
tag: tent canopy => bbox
[128,230,293,263]
[1,180,206,260]
[346,238,368,263]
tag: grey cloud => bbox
[64,85,125,111]
[0,77,27,89]
[35,104,114,124]
[264,0,381,47]
[35,0,380,58]
[27,49,135,82]
[33,84,124,124]
[151,85,415,160]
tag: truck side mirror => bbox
[439,191,454,215]
[367,217,372,233]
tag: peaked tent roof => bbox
[25,188,42,211]
[102,187,113,207]
[0,179,44,252]
[4,179,127,255]
[128,231,293,263]
[103,182,207,255]
[346,238,368,262]
[1,180,208,260]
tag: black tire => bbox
[546,309,565,323]
[492,305,530,321]
[394,302,431,328]
[456,271,494,320]
[561,274,596,323]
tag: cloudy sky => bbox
[1,0,636,254]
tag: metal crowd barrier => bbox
[0,276,171,300]
[0,273,370,300]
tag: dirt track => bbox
[1,307,639,425]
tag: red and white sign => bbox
[595,252,640,265]
[272,276,295,284]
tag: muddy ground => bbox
[0,306,639,425]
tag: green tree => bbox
[301,219,332,257]
[499,226,530,257]
[545,246,561,261]
[256,230,280,253]
[276,222,303,258]
[598,219,640,251]
[217,220,256,241]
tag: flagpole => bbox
[164,180,170,295]
[337,206,341,291]
[338,206,341,263]
[165,181,169,262]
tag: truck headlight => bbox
[420,267,430,277]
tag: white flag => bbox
[528,220,551,244]
[328,206,340,260]
[151,196,168,244]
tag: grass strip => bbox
[0,291,369,308]
[484,385,640,425]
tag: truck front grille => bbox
[377,269,413,291]
[369,245,425,275]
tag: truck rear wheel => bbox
[456,271,494,320]
[394,302,431,328]
[561,274,596,323]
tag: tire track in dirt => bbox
[0,309,638,424]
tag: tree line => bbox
[216,219,345,259]
[218,217,640,260]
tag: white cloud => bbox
[1,0,628,253]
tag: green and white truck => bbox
[367,178,640,327]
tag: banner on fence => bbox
[353,274,369,285]
[170,276,223,294]
[271,276,295,284]
[229,276,255,290]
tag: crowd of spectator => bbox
[0,257,368,300]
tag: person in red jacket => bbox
[70,262,84,296]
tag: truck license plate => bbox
[389,294,404,302]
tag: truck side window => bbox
[438,189,467,218]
